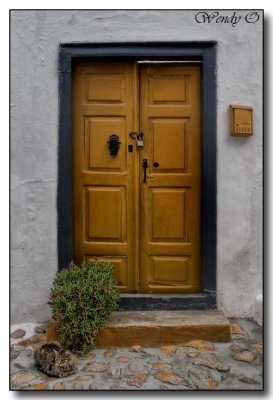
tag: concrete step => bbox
[47,310,231,347]
[95,310,231,347]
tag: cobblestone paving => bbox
[10,318,263,391]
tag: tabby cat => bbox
[34,342,77,377]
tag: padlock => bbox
[136,134,144,148]
[129,132,144,149]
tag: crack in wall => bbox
[11,179,57,191]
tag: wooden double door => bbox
[73,61,201,294]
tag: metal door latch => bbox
[142,159,149,183]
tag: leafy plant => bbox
[48,261,120,355]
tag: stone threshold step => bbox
[47,310,231,347]
[96,310,231,347]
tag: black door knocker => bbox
[107,134,121,156]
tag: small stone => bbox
[28,383,48,390]
[140,350,153,358]
[189,366,218,390]
[88,384,97,390]
[186,351,200,358]
[177,346,189,353]
[104,347,117,358]
[230,323,247,336]
[10,370,37,388]
[130,345,144,353]
[229,344,242,352]
[233,351,255,363]
[35,325,47,334]
[159,384,169,390]
[154,371,187,385]
[252,343,263,353]
[129,359,144,372]
[185,340,214,351]
[14,362,25,369]
[82,362,109,372]
[109,384,119,390]
[194,353,229,372]
[74,383,83,390]
[17,334,46,350]
[11,329,26,339]
[110,384,127,390]
[10,354,18,361]
[68,375,94,384]
[127,373,148,387]
[151,362,169,370]
[111,367,123,379]
[160,345,177,353]
[116,356,130,362]
[53,382,65,390]
[239,376,259,385]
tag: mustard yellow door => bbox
[73,62,137,292]
[139,64,201,293]
[73,62,201,294]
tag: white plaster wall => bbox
[10,10,263,324]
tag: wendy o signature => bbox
[195,11,260,27]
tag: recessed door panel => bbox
[149,256,190,288]
[86,74,126,103]
[149,75,188,103]
[150,189,188,241]
[85,117,126,171]
[151,119,188,171]
[85,186,126,242]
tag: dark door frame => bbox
[58,42,217,310]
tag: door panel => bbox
[86,186,126,241]
[149,256,190,287]
[150,188,189,241]
[139,64,201,293]
[85,117,126,170]
[73,62,137,292]
[152,119,187,170]
[73,62,201,294]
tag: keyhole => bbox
[153,161,159,168]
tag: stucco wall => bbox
[10,10,263,324]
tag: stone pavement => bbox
[10,318,263,391]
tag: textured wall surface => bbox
[10,10,263,324]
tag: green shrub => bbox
[48,261,120,355]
